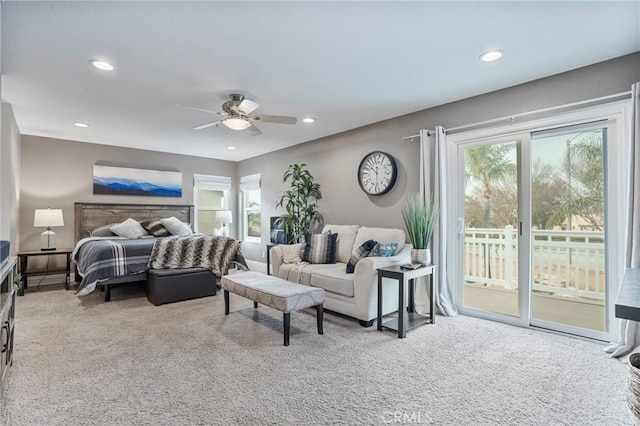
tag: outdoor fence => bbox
[464,227,605,300]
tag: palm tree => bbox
[465,144,516,227]
[546,133,604,230]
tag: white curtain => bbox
[606,82,640,358]
[415,126,457,316]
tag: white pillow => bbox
[110,218,149,239]
[161,216,193,236]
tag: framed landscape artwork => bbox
[93,165,182,197]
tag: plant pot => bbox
[628,353,640,425]
[411,248,431,265]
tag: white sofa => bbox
[269,224,411,326]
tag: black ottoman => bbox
[146,268,217,305]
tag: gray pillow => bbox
[110,218,149,239]
[90,223,117,237]
[161,216,193,236]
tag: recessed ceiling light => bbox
[302,117,315,123]
[73,122,89,128]
[89,60,115,71]
[479,50,504,62]
[227,146,236,150]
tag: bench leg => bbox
[254,301,258,309]
[316,303,324,335]
[224,290,230,315]
[283,312,290,346]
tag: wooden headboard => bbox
[74,203,195,243]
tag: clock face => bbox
[357,151,398,195]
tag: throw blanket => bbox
[147,235,245,278]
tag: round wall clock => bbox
[357,151,398,195]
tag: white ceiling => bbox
[2,1,639,162]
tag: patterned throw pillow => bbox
[346,239,377,274]
[369,242,398,257]
[110,218,149,239]
[161,216,193,236]
[300,232,338,264]
[140,218,170,237]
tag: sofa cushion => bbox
[321,224,360,264]
[346,239,377,273]
[276,244,302,264]
[352,227,405,257]
[311,267,355,298]
[277,263,342,286]
[301,232,338,264]
[369,242,398,257]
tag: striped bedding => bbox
[73,237,156,296]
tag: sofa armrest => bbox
[270,243,302,277]
[350,245,412,320]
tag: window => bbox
[193,174,231,235]
[240,174,261,242]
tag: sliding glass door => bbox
[450,102,626,341]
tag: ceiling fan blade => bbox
[193,119,223,130]
[237,99,260,115]
[176,104,225,116]
[250,114,297,125]
[246,123,262,136]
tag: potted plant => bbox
[401,193,438,265]
[275,163,323,243]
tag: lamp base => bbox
[40,229,57,251]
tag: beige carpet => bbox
[0,281,631,425]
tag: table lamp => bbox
[34,208,64,251]
[215,210,233,237]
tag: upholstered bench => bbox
[221,271,325,346]
[147,268,217,305]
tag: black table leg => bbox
[254,301,258,309]
[19,255,27,296]
[377,272,383,331]
[408,278,415,313]
[398,277,406,338]
[224,290,230,315]
[430,273,435,324]
[65,253,70,290]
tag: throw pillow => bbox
[90,223,118,237]
[140,218,170,237]
[346,239,377,273]
[161,216,193,236]
[369,242,398,257]
[300,232,338,264]
[279,244,302,264]
[110,218,149,239]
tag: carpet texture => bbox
[0,282,631,425]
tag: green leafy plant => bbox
[12,273,22,290]
[401,194,438,249]
[275,163,323,243]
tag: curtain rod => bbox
[401,89,632,141]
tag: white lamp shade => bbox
[34,209,64,227]
[215,210,233,224]
[223,117,251,130]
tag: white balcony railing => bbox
[464,227,605,300]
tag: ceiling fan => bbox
[176,94,297,136]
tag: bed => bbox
[72,202,245,301]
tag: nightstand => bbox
[17,248,73,296]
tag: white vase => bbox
[411,248,431,265]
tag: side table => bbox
[377,264,436,338]
[17,248,73,296]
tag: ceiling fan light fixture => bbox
[73,122,89,128]
[302,117,315,123]
[223,117,251,130]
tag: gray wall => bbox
[238,52,640,262]
[20,136,236,269]
[0,104,21,255]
